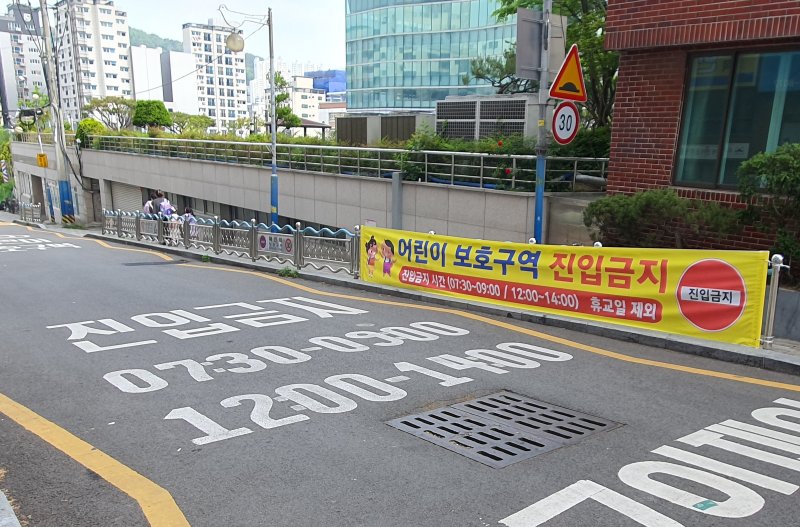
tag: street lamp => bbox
[223,6,278,227]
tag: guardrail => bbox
[13,133,76,146]
[19,202,42,223]
[79,135,608,192]
[102,209,359,277]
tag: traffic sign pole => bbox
[533,0,552,244]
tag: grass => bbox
[277,266,299,278]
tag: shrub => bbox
[583,189,739,248]
[76,118,106,144]
[738,143,800,283]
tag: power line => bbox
[134,26,262,96]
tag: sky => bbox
[119,0,346,69]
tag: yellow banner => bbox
[361,227,769,347]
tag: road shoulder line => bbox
[0,393,189,527]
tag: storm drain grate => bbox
[451,391,620,446]
[387,392,619,468]
[387,406,562,468]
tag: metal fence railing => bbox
[19,202,42,223]
[102,209,359,276]
[75,135,608,192]
[13,133,76,146]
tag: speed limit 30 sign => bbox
[552,101,580,145]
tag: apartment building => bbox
[54,0,132,126]
[0,3,46,123]
[182,20,247,134]
[290,76,324,122]
[130,45,200,115]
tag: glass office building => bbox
[346,0,516,110]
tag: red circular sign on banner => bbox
[676,259,747,332]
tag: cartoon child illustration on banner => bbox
[381,239,395,277]
[365,236,378,278]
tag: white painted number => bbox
[427,354,509,374]
[154,359,214,381]
[250,345,311,364]
[344,331,405,347]
[163,407,252,445]
[464,349,541,369]
[275,384,358,413]
[409,321,470,336]
[394,362,472,387]
[104,369,168,393]
[308,336,370,353]
[220,394,309,429]
[495,342,573,362]
[325,374,407,402]
[204,352,267,373]
[380,326,439,341]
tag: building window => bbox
[676,51,800,188]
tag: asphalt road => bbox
[2,221,800,527]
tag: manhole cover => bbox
[387,391,619,469]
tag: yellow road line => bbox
[89,239,174,261]
[0,393,189,527]
[178,263,800,393]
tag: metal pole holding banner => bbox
[762,254,788,349]
[352,225,361,279]
[534,0,552,243]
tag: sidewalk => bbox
[5,211,800,375]
[0,491,20,527]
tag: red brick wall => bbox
[606,0,800,50]
[606,49,686,194]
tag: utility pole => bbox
[37,0,77,223]
[38,0,65,182]
[533,0,552,243]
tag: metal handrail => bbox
[32,134,609,192]
[102,209,359,277]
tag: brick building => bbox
[605,0,800,247]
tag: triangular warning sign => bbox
[549,44,587,103]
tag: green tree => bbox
[132,100,172,129]
[738,143,800,281]
[274,72,301,132]
[76,118,107,144]
[82,96,135,130]
[462,47,538,94]
[0,130,13,202]
[170,112,214,134]
[18,86,50,131]
[493,0,617,128]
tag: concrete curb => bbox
[85,233,800,377]
[0,491,21,527]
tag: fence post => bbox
[351,225,361,279]
[762,254,787,350]
[116,209,122,238]
[213,216,221,254]
[183,215,190,248]
[157,213,164,244]
[250,218,258,262]
[294,221,303,271]
[135,211,142,241]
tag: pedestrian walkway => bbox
[3,210,800,375]
[0,490,21,527]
